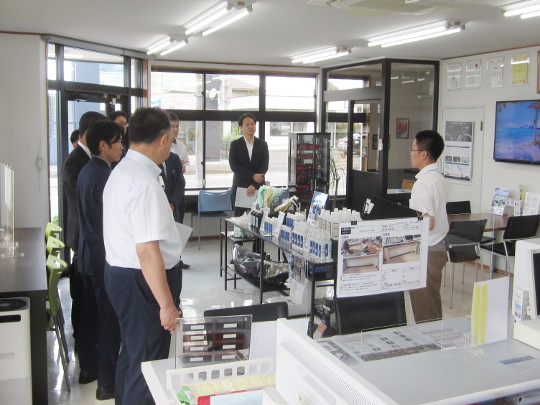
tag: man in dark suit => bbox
[77,121,123,399]
[160,151,190,270]
[228,113,269,217]
[62,111,106,360]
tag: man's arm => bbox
[136,241,180,333]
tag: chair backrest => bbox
[335,292,406,335]
[446,219,487,246]
[203,302,288,322]
[46,235,65,256]
[503,214,540,241]
[46,254,68,316]
[446,200,471,215]
[198,189,233,213]
[45,222,62,240]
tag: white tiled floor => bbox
[47,237,507,404]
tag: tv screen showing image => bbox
[494,100,540,164]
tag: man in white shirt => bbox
[103,107,182,405]
[408,130,448,322]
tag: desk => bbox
[277,317,540,405]
[0,228,48,405]
[141,319,308,405]
[448,212,509,232]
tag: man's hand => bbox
[160,305,180,334]
[247,184,256,197]
[169,202,175,211]
[252,173,264,183]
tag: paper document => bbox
[175,222,193,253]
[235,187,258,208]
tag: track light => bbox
[291,46,352,64]
[184,1,254,36]
[503,1,540,19]
[367,21,465,48]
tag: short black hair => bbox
[237,113,257,127]
[129,107,171,144]
[86,121,123,155]
[70,129,80,144]
[79,111,106,134]
[169,112,179,122]
[415,130,445,161]
[107,111,128,121]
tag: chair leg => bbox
[462,263,465,284]
[450,263,455,309]
[53,315,71,392]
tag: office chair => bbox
[334,292,406,335]
[191,189,233,249]
[480,214,540,275]
[445,219,487,308]
[446,200,493,244]
[204,302,289,323]
[46,254,71,392]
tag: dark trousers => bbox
[78,273,121,388]
[105,263,182,405]
[68,251,83,348]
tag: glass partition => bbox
[63,47,124,86]
[0,164,16,258]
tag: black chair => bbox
[446,200,471,215]
[204,302,289,323]
[480,214,540,275]
[334,292,406,335]
[446,200,494,244]
[445,219,487,308]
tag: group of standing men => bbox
[62,107,188,403]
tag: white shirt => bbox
[171,139,189,166]
[244,136,254,160]
[79,141,91,158]
[409,163,448,246]
[103,149,181,269]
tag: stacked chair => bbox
[44,222,71,391]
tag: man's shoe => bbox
[79,369,97,384]
[96,385,115,400]
[180,261,190,269]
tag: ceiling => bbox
[1,0,539,68]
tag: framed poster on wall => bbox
[443,121,473,182]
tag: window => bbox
[63,47,124,86]
[153,69,317,190]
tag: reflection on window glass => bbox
[205,74,259,111]
[328,78,365,90]
[151,72,203,110]
[205,121,239,188]
[48,90,59,221]
[265,122,314,187]
[266,76,315,112]
[176,121,203,188]
[47,43,56,80]
[325,122,348,196]
[63,47,124,86]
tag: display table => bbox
[141,318,308,405]
[447,212,509,232]
[276,317,540,405]
[0,228,48,405]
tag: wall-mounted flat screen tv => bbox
[494,100,540,164]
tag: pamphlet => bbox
[489,187,510,216]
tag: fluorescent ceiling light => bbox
[184,1,254,36]
[503,1,540,17]
[146,36,171,55]
[160,39,188,56]
[291,46,352,64]
[367,21,464,48]
[202,7,251,36]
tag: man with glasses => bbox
[408,130,448,323]
[77,121,123,399]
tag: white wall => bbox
[0,33,49,228]
[440,45,540,212]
